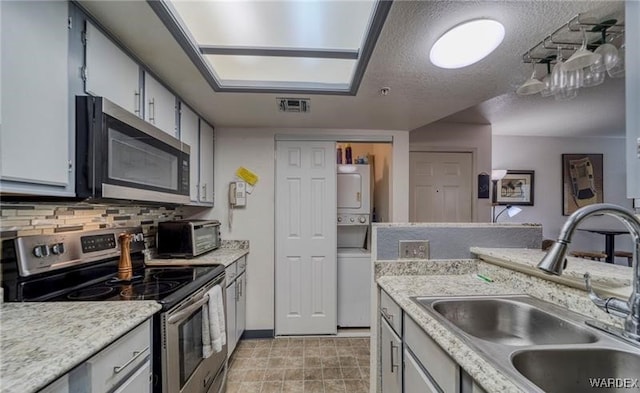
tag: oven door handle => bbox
[167,295,210,324]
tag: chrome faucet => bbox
[537,203,640,343]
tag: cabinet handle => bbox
[134,91,141,115]
[149,98,155,123]
[202,184,207,200]
[113,346,149,374]
[235,281,239,298]
[389,341,399,372]
[357,192,361,202]
[239,278,242,297]
[381,307,394,322]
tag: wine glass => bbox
[564,28,601,71]
[517,62,544,96]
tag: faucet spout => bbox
[536,203,640,342]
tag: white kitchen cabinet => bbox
[180,104,200,202]
[0,0,73,196]
[68,319,152,393]
[199,120,215,204]
[179,103,215,206]
[85,21,140,115]
[236,272,247,344]
[380,318,402,393]
[144,72,177,137]
[627,0,640,198]
[226,280,237,357]
[112,360,151,393]
[225,256,247,358]
[404,348,440,393]
[404,315,459,393]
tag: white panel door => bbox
[409,152,472,222]
[199,121,215,204]
[276,141,337,335]
[1,0,69,187]
[85,22,140,114]
[179,104,200,202]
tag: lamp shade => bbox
[491,169,507,181]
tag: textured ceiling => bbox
[78,0,625,136]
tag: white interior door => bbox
[276,140,337,335]
[409,152,472,222]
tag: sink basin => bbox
[428,298,598,346]
[512,348,640,393]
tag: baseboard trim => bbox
[241,329,275,339]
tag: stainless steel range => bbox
[1,227,227,393]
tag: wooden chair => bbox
[614,251,633,267]
[570,251,608,261]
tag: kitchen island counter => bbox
[0,301,161,393]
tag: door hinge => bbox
[81,30,87,46]
[68,160,73,173]
[80,66,87,82]
[68,17,72,30]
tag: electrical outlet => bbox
[399,240,430,259]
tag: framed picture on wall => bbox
[495,170,534,206]
[562,154,603,216]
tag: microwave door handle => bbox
[167,295,209,324]
[200,223,219,228]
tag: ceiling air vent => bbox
[277,98,310,113]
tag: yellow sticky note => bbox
[236,167,259,186]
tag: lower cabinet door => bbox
[113,360,151,393]
[235,273,246,343]
[404,348,440,393]
[380,318,402,393]
[226,281,237,358]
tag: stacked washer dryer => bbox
[337,164,373,327]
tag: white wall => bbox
[492,135,633,260]
[409,122,493,221]
[187,128,409,330]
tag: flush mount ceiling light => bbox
[430,19,505,69]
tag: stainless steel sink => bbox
[429,298,598,346]
[512,348,640,393]
[410,295,640,392]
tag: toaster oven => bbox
[157,220,221,258]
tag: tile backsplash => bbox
[0,202,185,250]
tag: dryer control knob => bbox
[337,216,342,222]
[358,216,366,223]
[350,217,355,223]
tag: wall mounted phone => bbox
[229,181,247,207]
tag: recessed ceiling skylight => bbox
[429,19,505,69]
[148,0,392,95]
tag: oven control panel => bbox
[9,227,146,278]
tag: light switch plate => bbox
[399,240,430,259]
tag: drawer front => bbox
[404,348,440,393]
[405,315,459,393]
[87,319,151,392]
[236,256,246,274]
[112,360,151,393]
[226,261,238,284]
[380,289,402,335]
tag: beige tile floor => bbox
[226,337,370,393]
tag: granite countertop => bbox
[146,247,248,268]
[377,274,525,393]
[471,247,632,293]
[373,222,541,228]
[0,301,161,393]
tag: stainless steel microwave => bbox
[76,96,190,204]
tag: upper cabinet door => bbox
[144,72,177,137]
[627,1,640,198]
[85,22,140,115]
[0,0,71,192]
[180,103,200,202]
[199,121,215,204]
